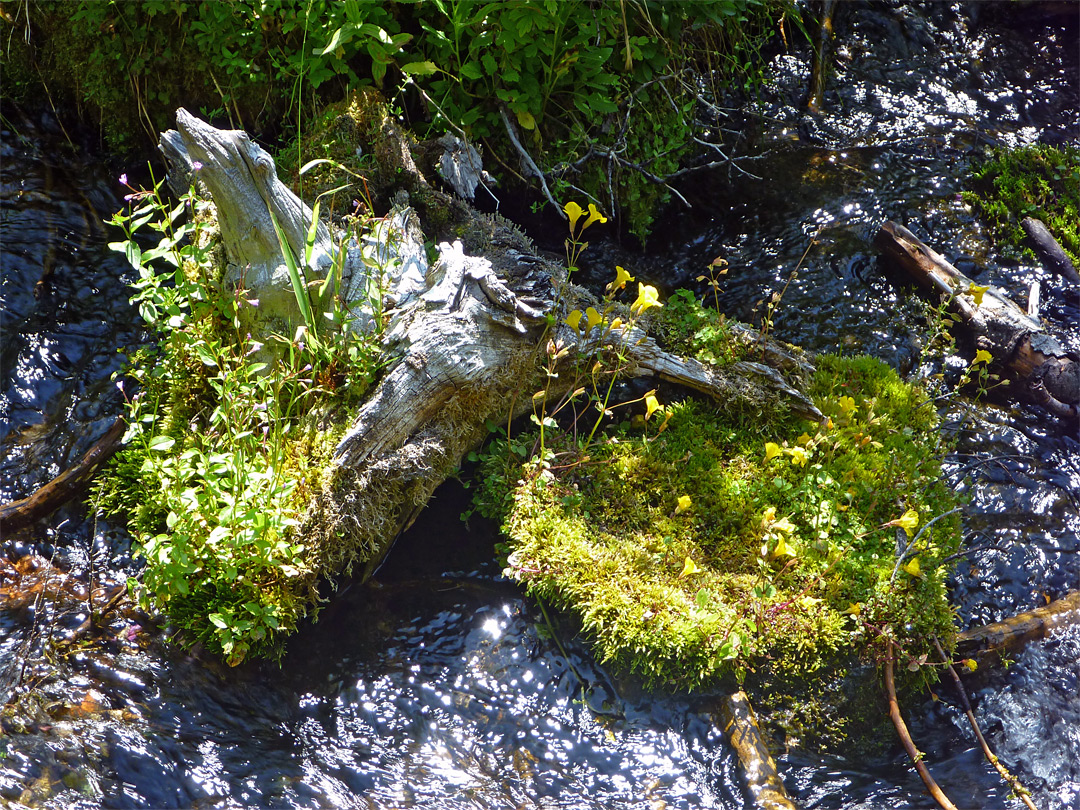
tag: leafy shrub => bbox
[97,172,383,665]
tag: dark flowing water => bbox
[2,3,1078,809]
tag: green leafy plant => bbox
[98,171,383,665]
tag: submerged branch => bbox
[884,641,959,810]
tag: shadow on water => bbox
[1,3,1078,808]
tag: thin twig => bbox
[885,640,960,810]
[498,106,563,217]
[931,637,1039,810]
[889,507,964,584]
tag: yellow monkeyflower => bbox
[608,317,623,331]
[565,309,583,331]
[630,283,662,315]
[885,508,920,538]
[761,505,777,525]
[837,396,856,418]
[772,516,796,534]
[787,446,808,467]
[973,349,993,365]
[607,265,635,293]
[564,201,584,232]
[842,602,863,616]
[902,556,923,578]
[679,556,701,577]
[645,392,663,420]
[969,284,989,307]
[764,442,782,462]
[585,307,603,332]
[797,432,812,446]
[674,495,692,515]
[963,658,978,672]
[584,202,608,229]
[771,536,796,558]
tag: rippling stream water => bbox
[2,3,1078,808]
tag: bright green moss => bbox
[963,143,1080,268]
[476,353,962,708]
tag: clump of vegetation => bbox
[472,291,961,703]
[963,143,1080,268]
[95,171,384,665]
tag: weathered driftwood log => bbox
[1020,216,1080,285]
[715,692,798,810]
[957,590,1080,661]
[160,108,337,340]
[875,221,1078,418]
[159,109,822,584]
[0,417,126,534]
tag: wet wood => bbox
[1021,216,1080,285]
[884,641,959,810]
[0,417,126,535]
[716,691,798,810]
[956,590,1080,661]
[932,637,1039,810]
[875,221,1078,417]
[806,0,839,113]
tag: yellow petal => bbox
[886,508,920,538]
[762,505,777,525]
[675,495,692,515]
[797,432,812,446]
[837,396,856,417]
[565,309,583,331]
[608,317,623,330]
[842,602,863,616]
[564,201,584,232]
[963,658,978,672]
[645,393,663,421]
[584,202,608,228]
[787,446,808,467]
[772,517,796,534]
[772,536,796,558]
[585,306,603,332]
[679,556,701,577]
[630,283,662,315]
[969,284,989,307]
[764,442,782,462]
[973,349,993,365]
[607,264,635,293]
[902,556,922,578]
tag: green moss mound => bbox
[963,143,1080,268]
[476,354,961,697]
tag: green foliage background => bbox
[3,0,795,238]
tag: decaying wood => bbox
[715,691,798,810]
[875,221,1079,418]
[956,589,1080,661]
[1021,216,1080,285]
[160,108,337,340]
[884,641,959,810]
[0,417,126,535]
[159,108,825,585]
